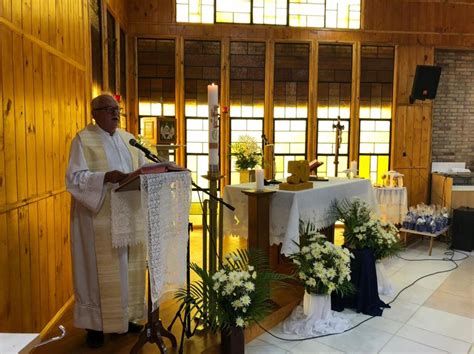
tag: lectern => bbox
[114,170,191,354]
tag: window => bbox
[289,0,325,28]
[119,28,127,100]
[177,0,360,29]
[358,46,394,184]
[273,43,309,180]
[107,11,116,93]
[229,42,265,184]
[90,0,103,93]
[176,0,214,23]
[316,44,352,177]
[137,39,176,159]
[184,40,221,193]
[216,0,251,23]
[253,0,288,25]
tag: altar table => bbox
[223,178,378,255]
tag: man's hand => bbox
[104,170,129,184]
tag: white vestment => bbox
[66,124,145,332]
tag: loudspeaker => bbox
[451,207,474,252]
[409,65,442,104]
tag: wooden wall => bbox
[126,0,474,208]
[0,0,89,332]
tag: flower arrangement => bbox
[230,135,261,170]
[175,249,287,331]
[332,199,403,260]
[290,221,354,296]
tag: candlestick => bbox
[256,169,265,191]
[208,83,219,175]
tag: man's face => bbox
[93,97,120,134]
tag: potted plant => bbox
[230,135,261,183]
[175,249,287,354]
[332,198,403,295]
[289,221,354,321]
[332,199,403,261]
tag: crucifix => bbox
[332,115,345,176]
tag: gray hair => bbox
[91,94,116,112]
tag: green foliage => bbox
[289,220,354,296]
[331,198,404,260]
[230,135,261,170]
[174,249,289,332]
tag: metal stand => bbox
[167,223,197,354]
[130,265,177,354]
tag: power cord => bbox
[255,249,469,342]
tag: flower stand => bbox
[221,327,245,354]
[283,292,351,336]
[303,292,331,320]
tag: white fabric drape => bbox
[376,260,395,296]
[283,293,353,336]
[374,187,408,224]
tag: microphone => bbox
[129,138,153,155]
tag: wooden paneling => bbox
[392,45,434,207]
[0,0,88,333]
[364,0,474,34]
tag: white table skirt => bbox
[374,187,408,225]
[223,178,378,255]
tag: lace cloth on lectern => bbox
[141,172,192,310]
[111,189,146,248]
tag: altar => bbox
[223,178,378,255]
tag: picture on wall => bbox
[157,117,177,144]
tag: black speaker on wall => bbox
[409,65,442,104]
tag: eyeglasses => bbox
[94,106,121,114]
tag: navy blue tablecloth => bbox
[331,247,390,316]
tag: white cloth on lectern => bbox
[141,172,192,310]
[111,190,146,248]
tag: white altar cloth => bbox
[223,178,378,255]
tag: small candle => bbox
[208,83,219,174]
[256,169,265,191]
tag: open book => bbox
[116,162,189,192]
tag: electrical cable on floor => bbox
[255,249,469,342]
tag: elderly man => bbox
[66,94,146,348]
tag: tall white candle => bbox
[208,83,219,174]
[256,169,265,191]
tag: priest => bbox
[66,94,146,348]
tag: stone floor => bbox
[246,240,474,354]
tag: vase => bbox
[220,326,245,354]
[303,291,331,321]
[239,169,256,183]
[375,260,395,296]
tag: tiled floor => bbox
[246,240,474,353]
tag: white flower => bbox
[240,295,251,306]
[236,317,245,327]
[232,299,243,308]
[244,281,255,291]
